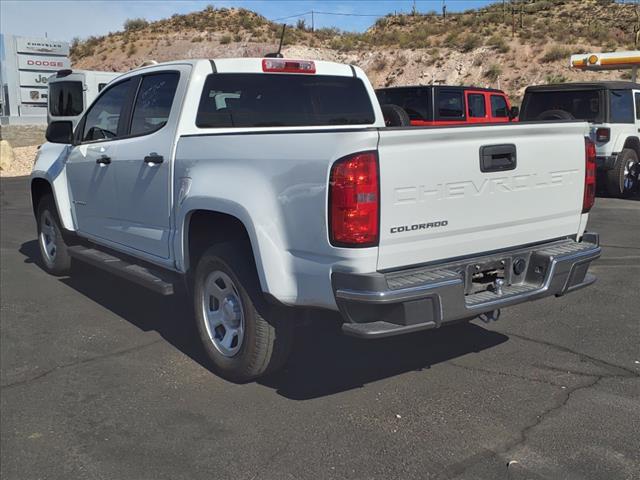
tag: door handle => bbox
[96,155,111,165]
[144,153,164,165]
[479,144,517,172]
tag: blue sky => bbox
[1,1,496,42]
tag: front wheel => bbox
[193,243,293,382]
[606,148,639,198]
[36,194,71,275]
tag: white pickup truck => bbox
[32,58,601,381]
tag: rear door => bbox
[465,91,489,124]
[111,67,189,259]
[376,123,586,270]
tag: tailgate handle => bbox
[480,144,517,172]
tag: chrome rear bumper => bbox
[332,234,601,338]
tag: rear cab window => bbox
[376,87,432,122]
[520,89,602,122]
[196,74,375,128]
[609,89,634,123]
[49,81,83,117]
[636,92,640,120]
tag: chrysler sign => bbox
[16,37,69,56]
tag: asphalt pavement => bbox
[1,176,638,480]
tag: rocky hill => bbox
[70,0,639,101]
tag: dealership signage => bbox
[1,34,70,121]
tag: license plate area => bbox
[464,258,509,295]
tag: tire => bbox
[606,148,639,198]
[536,109,575,121]
[381,104,411,127]
[193,243,293,382]
[36,194,71,276]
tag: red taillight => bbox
[595,127,610,143]
[583,137,596,213]
[329,151,379,247]
[261,58,316,74]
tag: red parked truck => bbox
[375,85,518,126]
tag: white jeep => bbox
[520,81,640,197]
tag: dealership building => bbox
[0,34,70,125]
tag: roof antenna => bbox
[265,24,286,58]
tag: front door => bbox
[66,78,135,243]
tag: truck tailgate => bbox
[377,123,587,270]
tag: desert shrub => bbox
[540,45,570,63]
[124,18,148,32]
[220,35,231,44]
[487,35,509,53]
[372,56,387,72]
[127,43,137,57]
[484,64,502,82]
[458,33,482,52]
[545,74,567,83]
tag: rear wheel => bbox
[193,243,293,382]
[606,148,639,198]
[36,194,71,275]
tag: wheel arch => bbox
[30,177,54,217]
[622,136,640,156]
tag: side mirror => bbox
[509,106,520,121]
[45,121,74,144]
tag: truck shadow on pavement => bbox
[20,239,508,401]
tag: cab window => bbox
[490,95,508,118]
[610,90,633,123]
[636,93,640,120]
[437,91,464,118]
[130,72,180,136]
[468,94,486,118]
[81,79,132,142]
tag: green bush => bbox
[487,35,509,53]
[220,35,232,44]
[124,18,148,32]
[458,33,482,52]
[540,45,570,63]
[484,64,502,82]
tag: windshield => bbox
[197,74,375,128]
[49,81,83,117]
[520,89,601,122]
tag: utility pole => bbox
[519,0,524,30]
[311,10,314,33]
[442,0,447,21]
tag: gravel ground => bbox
[0,145,38,178]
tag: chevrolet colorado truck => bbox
[520,81,640,197]
[32,58,601,382]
